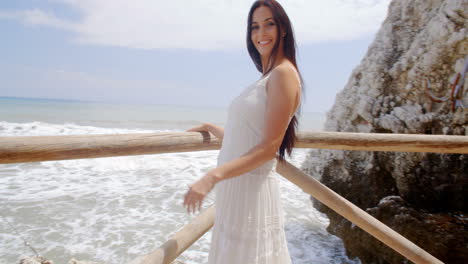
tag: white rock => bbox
[320,0,466,136]
[19,257,53,264]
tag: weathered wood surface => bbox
[0,132,221,164]
[0,131,466,164]
[296,131,467,153]
[129,205,215,264]
[276,160,443,264]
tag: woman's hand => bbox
[186,123,207,133]
[187,123,224,141]
[183,172,219,214]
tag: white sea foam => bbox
[0,121,359,264]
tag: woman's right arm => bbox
[187,123,224,141]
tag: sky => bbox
[0,0,391,113]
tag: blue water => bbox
[0,96,325,131]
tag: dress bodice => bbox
[217,72,277,174]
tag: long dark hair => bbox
[247,0,304,161]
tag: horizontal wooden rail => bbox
[297,131,467,153]
[129,205,215,264]
[129,159,443,264]
[0,131,466,164]
[0,132,221,164]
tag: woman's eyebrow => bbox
[251,17,274,24]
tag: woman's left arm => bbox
[183,66,300,213]
[208,67,300,183]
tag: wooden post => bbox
[129,205,215,264]
[276,160,443,264]
[0,132,467,164]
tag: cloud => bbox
[0,8,75,30]
[0,0,391,50]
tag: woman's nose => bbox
[258,26,267,37]
[258,26,264,34]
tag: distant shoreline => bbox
[0,96,326,115]
[0,96,87,103]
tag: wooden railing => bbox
[1,131,466,164]
[2,131,466,264]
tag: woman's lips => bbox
[258,40,272,46]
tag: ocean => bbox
[0,97,359,264]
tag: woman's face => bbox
[250,6,280,60]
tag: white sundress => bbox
[207,72,293,264]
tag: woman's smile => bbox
[258,39,273,46]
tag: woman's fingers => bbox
[183,187,205,214]
[186,124,205,132]
[183,175,216,214]
[187,123,211,133]
[184,193,194,213]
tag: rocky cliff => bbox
[302,0,467,263]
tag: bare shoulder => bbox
[267,62,301,93]
[266,62,301,114]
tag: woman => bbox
[183,0,303,263]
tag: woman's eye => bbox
[251,25,259,30]
[267,22,275,27]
